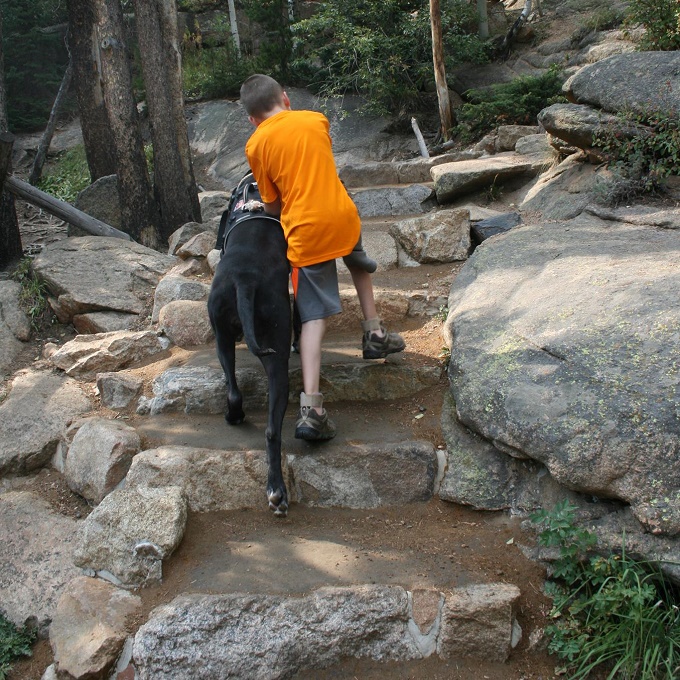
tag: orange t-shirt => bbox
[244,110,361,268]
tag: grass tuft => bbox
[0,614,35,680]
[532,500,680,679]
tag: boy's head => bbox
[240,74,288,123]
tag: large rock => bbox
[0,280,31,378]
[133,583,519,678]
[337,231,399,274]
[73,175,121,232]
[158,300,214,348]
[151,275,211,322]
[520,152,603,220]
[97,372,144,410]
[439,392,582,512]
[50,329,168,379]
[74,486,187,588]
[133,586,420,678]
[564,52,680,116]
[288,441,437,508]
[32,237,175,323]
[187,90,413,189]
[72,311,139,335]
[350,184,435,218]
[198,190,230,222]
[431,153,546,204]
[64,417,141,504]
[443,211,680,535]
[437,584,520,662]
[496,125,540,151]
[0,491,82,629]
[0,370,91,477]
[390,210,470,263]
[50,576,141,680]
[538,103,641,151]
[125,446,276,512]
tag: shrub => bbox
[454,66,566,142]
[0,613,35,679]
[181,17,254,100]
[37,146,91,203]
[592,103,680,205]
[11,257,50,330]
[291,0,488,116]
[531,501,680,679]
[242,0,295,81]
[625,0,680,51]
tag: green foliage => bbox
[625,0,680,51]
[11,257,49,328]
[454,66,566,142]
[0,612,36,679]
[242,0,294,81]
[593,103,680,205]
[531,501,680,679]
[37,146,91,203]
[0,0,70,132]
[181,16,253,100]
[291,0,488,116]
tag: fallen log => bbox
[5,175,132,241]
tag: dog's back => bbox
[209,217,291,358]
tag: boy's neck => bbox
[249,92,291,127]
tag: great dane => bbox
[207,196,291,517]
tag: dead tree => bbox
[500,0,536,60]
[5,175,131,241]
[28,61,74,186]
[430,0,453,141]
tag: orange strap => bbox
[291,267,299,298]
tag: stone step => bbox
[135,337,443,416]
[132,582,521,679]
[349,183,437,219]
[124,440,443,512]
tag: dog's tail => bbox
[236,284,276,357]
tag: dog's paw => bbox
[225,410,245,425]
[268,488,288,517]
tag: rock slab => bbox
[444,212,680,535]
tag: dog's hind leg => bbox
[214,327,245,425]
[261,353,289,517]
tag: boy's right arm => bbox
[264,196,281,217]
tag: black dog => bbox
[208,210,291,517]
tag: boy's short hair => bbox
[240,74,285,118]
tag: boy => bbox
[240,74,405,441]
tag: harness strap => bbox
[222,213,282,252]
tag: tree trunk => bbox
[66,0,117,181]
[429,0,453,141]
[133,0,201,244]
[29,60,74,186]
[227,0,241,56]
[95,0,161,248]
[0,8,22,269]
[477,0,489,39]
